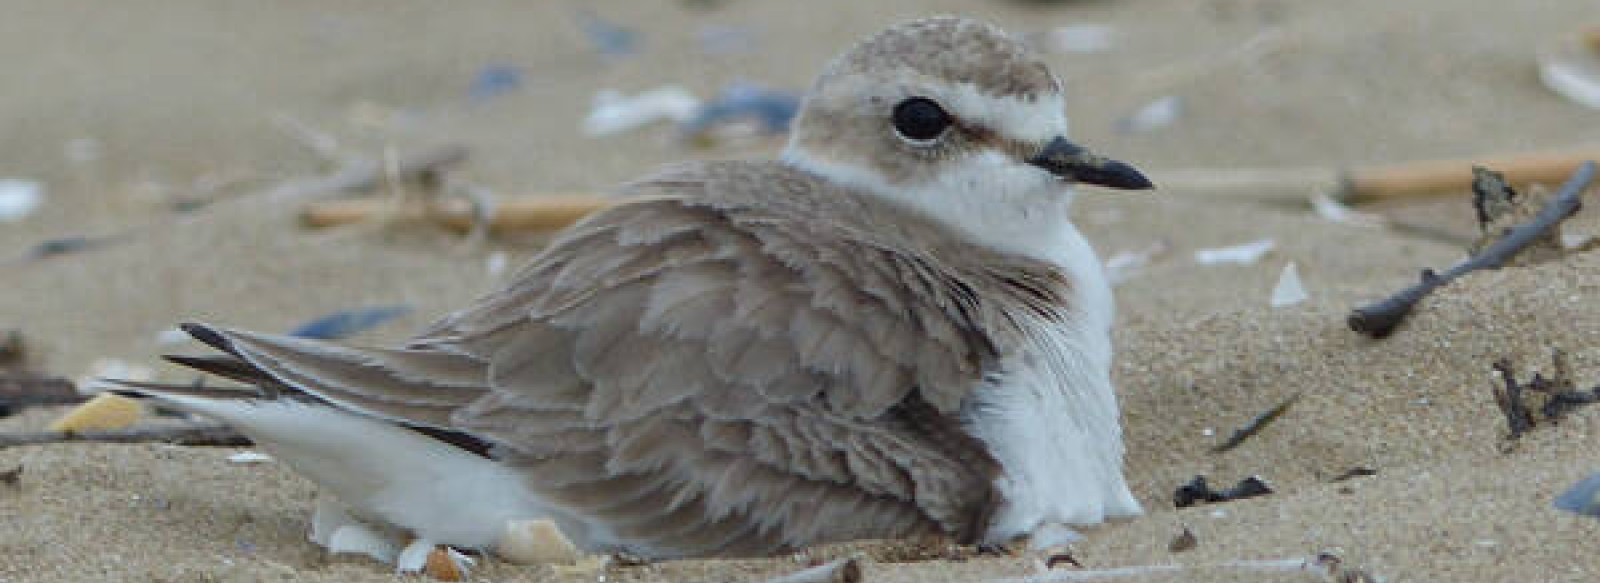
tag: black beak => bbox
[1026,136,1153,190]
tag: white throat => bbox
[782,147,1081,265]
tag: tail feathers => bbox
[163,354,283,391]
[167,322,489,433]
[108,378,497,459]
[106,378,279,426]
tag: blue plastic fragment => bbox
[1555,473,1600,517]
[575,10,638,58]
[679,82,800,137]
[469,64,524,101]
[288,305,411,340]
[698,25,759,54]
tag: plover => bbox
[116,15,1151,567]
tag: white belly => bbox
[960,224,1142,545]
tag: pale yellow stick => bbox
[302,195,613,233]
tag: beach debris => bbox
[760,556,863,583]
[1491,350,1600,441]
[0,178,44,222]
[698,25,760,54]
[8,234,123,265]
[1151,148,1599,206]
[1211,393,1301,453]
[680,82,801,144]
[305,193,612,233]
[1349,161,1595,338]
[1173,475,1273,508]
[0,464,19,487]
[468,63,524,101]
[988,553,1366,583]
[1309,551,1383,583]
[47,393,145,433]
[64,137,102,165]
[1025,24,1117,55]
[1115,95,1183,134]
[1310,191,1386,227]
[582,86,701,137]
[1269,262,1308,307]
[1470,167,1568,266]
[0,330,22,366]
[64,357,153,413]
[424,546,475,581]
[288,305,411,340]
[1105,240,1171,285]
[574,9,639,58]
[1555,473,1600,518]
[496,518,582,565]
[486,251,509,277]
[1043,551,1082,569]
[226,451,275,465]
[1194,238,1274,265]
[0,373,81,417]
[0,422,248,449]
[1167,525,1198,553]
[271,144,467,204]
[154,328,192,346]
[1327,467,1378,482]
[1537,28,1600,109]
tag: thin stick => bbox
[303,194,614,232]
[1211,392,1301,453]
[1148,147,1600,202]
[1348,161,1595,338]
[0,423,249,449]
[262,144,467,203]
[0,374,83,413]
[991,557,1326,583]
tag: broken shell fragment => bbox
[47,393,145,432]
[496,518,582,565]
[424,546,474,581]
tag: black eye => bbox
[891,97,952,143]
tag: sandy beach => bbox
[4,1,1600,581]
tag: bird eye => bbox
[891,97,952,143]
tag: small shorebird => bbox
[116,15,1151,569]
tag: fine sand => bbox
[4,1,1600,582]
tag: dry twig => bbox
[1492,350,1600,441]
[1173,475,1273,508]
[0,423,249,449]
[1211,392,1300,453]
[0,374,82,417]
[1348,161,1595,338]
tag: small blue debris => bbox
[679,82,800,138]
[575,9,638,58]
[289,305,411,340]
[697,25,759,55]
[469,64,524,101]
[1555,473,1600,517]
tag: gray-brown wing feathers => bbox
[180,161,1072,556]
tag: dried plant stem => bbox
[1348,161,1595,338]
[0,423,249,449]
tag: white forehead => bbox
[928,80,1070,144]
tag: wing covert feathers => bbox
[170,161,1076,557]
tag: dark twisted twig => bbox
[0,423,249,449]
[0,374,83,417]
[1348,161,1596,338]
